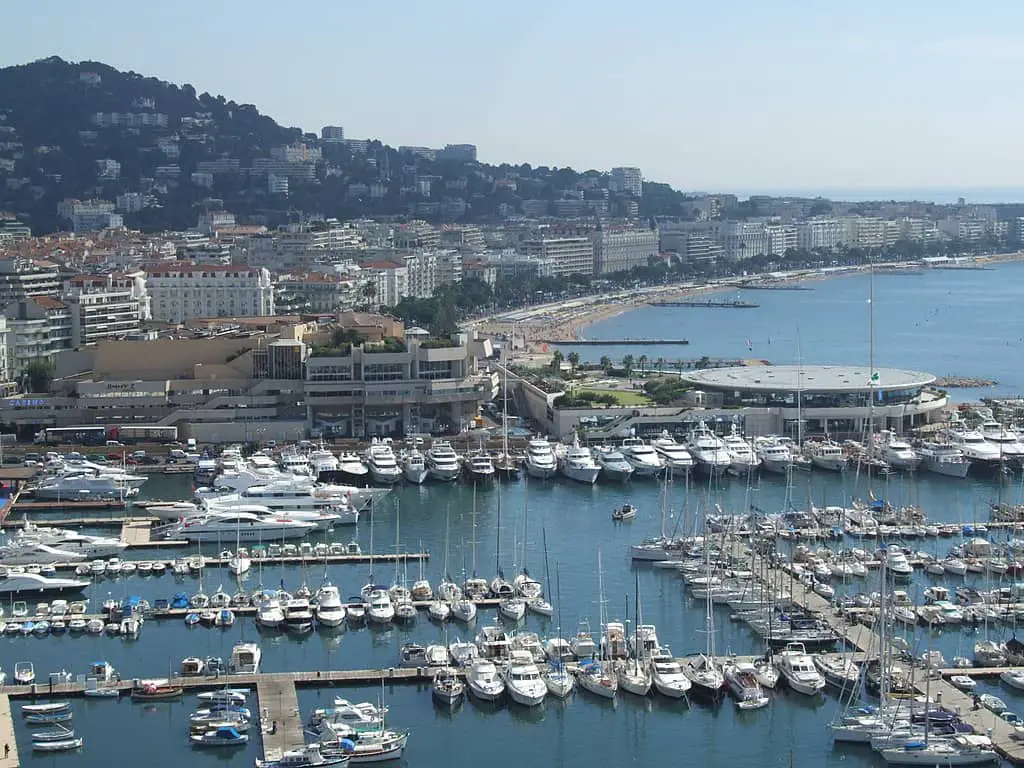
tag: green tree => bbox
[599,355,612,373]
[361,281,378,305]
[638,354,648,375]
[656,357,665,373]
[550,350,564,373]
[24,360,54,393]
[622,354,635,378]
[567,351,580,375]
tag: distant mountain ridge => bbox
[0,57,689,234]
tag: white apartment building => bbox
[57,199,123,232]
[321,126,345,142]
[270,143,322,164]
[591,227,659,274]
[145,264,275,323]
[0,258,61,304]
[722,222,770,261]
[276,272,358,314]
[764,224,798,256]
[3,297,71,380]
[609,167,643,197]
[797,218,845,250]
[360,262,409,306]
[197,211,237,234]
[63,274,147,346]
[95,159,120,181]
[841,217,888,249]
[939,218,986,243]
[521,237,594,277]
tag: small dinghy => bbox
[22,702,71,716]
[25,711,73,724]
[612,504,637,522]
[31,729,75,742]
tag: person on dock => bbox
[5,742,10,758]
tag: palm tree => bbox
[622,354,635,379]
[673,360,685,377]
[550,350,564,373]
[638,354,648,376]
[361,280,378,307]
[599,355,612,374]
[656,357,665,373]
[567,351,580,375]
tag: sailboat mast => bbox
[867,264,875,494]
[470,484,477,577]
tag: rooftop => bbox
[681,365,936,393]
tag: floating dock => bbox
[258,678,303,760]
[0,694,18,768]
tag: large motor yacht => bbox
[590,445,633,482]
[650,431,695,474]
[916,440,971,478]
[753,436,792,474]
[154,511,316,542]
[721,425,761,476]
[0,571,89,597]
[426,441,462,482]
[309,448,340,480]
[278,451,313,477]
[619,437,664,477]
[401,448,429,485]
[524,438,558,480]
[874,430,922,472]
[685,423,732,476]
[804,439,848,472]
[945,423,1004,471]
[559,437,601,484]
[365,439,402,484]
[979,419,1024,466]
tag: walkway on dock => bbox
[257,678,303,761]
[0,695,18,768]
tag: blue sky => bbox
[4,1,1024,195]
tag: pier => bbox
[0,695,17,768]
[650,299,760,308]
[258,678,303,760]
[542,338,689,346]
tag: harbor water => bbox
[9,262,1024,767]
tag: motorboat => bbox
[0,571,89,598]
[255,743,349,768]
[601,621,629,660]
[451,597,477,623]
[31,473,132,500]
[875,430,922,471]
[885,548,914,579]
[878,735,999,765]
[804,439,848,472]
[155,511,317,542]
[619,437,664,477]
[401,449,429,484]
[10,523,127,558]
[754,436,793,474]
[366,589,394,624]
[649,647,692,698]
[774,642,825,695]
[227,551,251,576]
[651,431,695,474]
[315,585,347,628]
[612,504,637,522]
[203,490,358,527]
[722,425,761,476]
[465,450,496,483]
[979,419,1024,464]
[256,594,285,629]
[229,642,261,674]
[31,729,77,742]
[945,422,1005,471]
[448,641,479,668]
[279,451,313,477]
[475,624,512,661]
[320,730,408,764]
[309,449,340,481]
[524,438,558,479]
[559,435,601,484]
[723,661,769,710]
[500,650,547,706]
[499,596,526,622]
[431,667,465,708]
[682,423,730,476]
[283,598,314,633]
[427,598,451,622]
[466,658,505,701]
[1001,669,1024,690]
[364,439,402,484]
[309,698,387,735]
[570,622,597,659]
[426,441,461,482]
[917,440,971,478]
[591,445,634,482]
[974,640,1007,667]
[0,542,85,565]
[190,725,248,747]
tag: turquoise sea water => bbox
[10,263,1024,767]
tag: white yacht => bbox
[279,451,313,477]
[0,542,85,565]
[650,431,695,474]
[774,642,825,695]
[685,423,732,476]
[314,584,346,628]
[559,436,601,484]
[201,501,349,530]
[154,511,316,542]
[283,598,314,633]
[335,452,370,484]
[12,525,126,558]
[200,466,388,510]
[426,441,462,482]
[650,646,692,698]
[256,594,285,629]
[805,439,848,472]
[500,650,547,706]
[979,419,1024,464]
[875,430,921,472]
[524,438,558,479]
[753,436,792,474]
[401,449,429,484]
[619,437,664,477]
[0,571,89,597]
[466,658,505,702]
[465,451,496,483]
[916,440,971,478]
[228,642,261,674]
[945,423,1004,470]
[202,480,360,523]
[591,446,634,482]
[32,474,129,500]
[308,448,340,480]
[721,425,761,476]
[366,589,394,624]
[723,661,769,709]
[365,439,402,484]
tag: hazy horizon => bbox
[4,1,1023,196]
